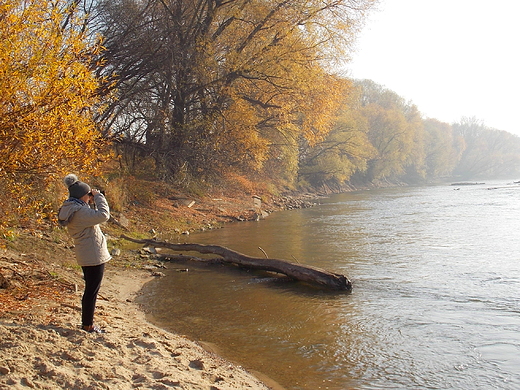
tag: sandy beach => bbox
[0,259,272,390]
[0,193,312,389]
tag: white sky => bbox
[347,0,520,136]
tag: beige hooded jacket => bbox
[58,193,111,267]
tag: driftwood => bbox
[121,235,352,291]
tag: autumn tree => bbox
[422,118,459,178]
[355,79,425,183]
[0,0,104,225]
[298,79,376,189]
[93,0,377,188]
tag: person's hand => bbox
[90,189,100,196]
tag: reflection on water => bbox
[138,183,520,389]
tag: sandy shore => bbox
[0,266,272,390]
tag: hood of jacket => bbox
[58,198,87,226]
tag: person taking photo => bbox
[58,174,111,333]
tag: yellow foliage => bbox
[219,95,270,170]
[0,0,105,225]
[200,0,373,173]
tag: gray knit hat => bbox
[63,174,91,199]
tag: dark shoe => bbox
[82,325,106,333]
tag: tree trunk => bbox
[121,235,352,291]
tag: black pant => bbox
[81,263,105,327]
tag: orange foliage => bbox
[0,0,105,226]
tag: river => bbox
[138,182,520,389]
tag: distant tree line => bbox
[2,0,520,229]
[300,80,520,191]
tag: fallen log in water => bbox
[121,235,352,291]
